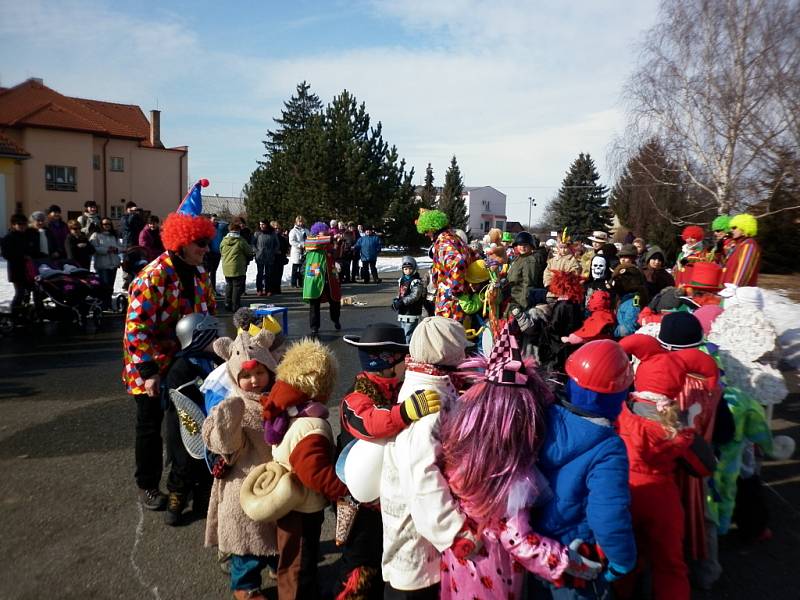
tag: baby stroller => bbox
[31,263,104,328]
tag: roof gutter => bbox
[102,137,110,217]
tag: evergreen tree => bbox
[548,153,611,240]
[439,155,468,232]
[384,163,429,250]
[420,163,437,208]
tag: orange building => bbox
[0,78,187,226]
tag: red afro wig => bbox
[681,225,705,242]
[549,270,585,304]
[161,212,216,252]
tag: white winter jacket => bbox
[89,231,122,270]
[380,370,464,590]
[288,225,308,265]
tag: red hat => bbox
[565,339,633,394]
[632,349,719,400]
[587,290,611,313]
[681,225,705,242]
[686,262,722,291]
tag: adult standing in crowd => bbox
[289,215,308,288]
[641,246,675,298]
[353,224,382,283]
[220,222,253,312]
[270,220,289,295]
[29,211,60,263]
[90,218,123,309]
[722,214,762,287]
[77,200,101,236]
[119,201,145,249]
[123,211,216,510]
[205,214,228,292]
[1,213,36,320]
[347,221,360,282]
[581,230,609,276]
[46,204,68,257]
[253,219,278,297]
[65,219,95,269]
[633,237,648,269]
[337,222,356,283]
[139,215,165,263]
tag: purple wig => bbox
[439,354,553,526]
[309,221,329,236]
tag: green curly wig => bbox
[711,215,731,233]
[730,213,758,237]
[416,209,449,234]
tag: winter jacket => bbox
[288,225,308,265]
[721,237,761,287]
[614,292,642,338]
[77,212,101,236]
[642,267,675,299]
[210,221,228,254]
[396,273,424,316]
[220,233,253,278]
[202,392,278,556]
[507,251,545,312]
[47,218,69,255]
[534,403,636,577]
[353,233,382,262]
[380,369,464,590]
[1,229,35,283]
[90,231,123,271]
[252,229,279,264]
[138,227,165,262]
[340,371,405,444]
[543,254,581,287]
[119,212,145,248]
[65,232,96,269]
[28,227,59,260]
[122,252,216,395]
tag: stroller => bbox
[31,262,105,328]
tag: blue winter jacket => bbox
[534,403,637,575]
[614,292,641,338]
[353,234,381,261]
[210,221,228,254]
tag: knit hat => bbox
[214,329,279,384]
[657,312,704,350]
[161,212,216,252]
[719,284,765,311]
[730,213,757,237]
[30,210,46,222]
[344,323,409,371]
[485,319,528,386]
[711,215,732,232]
[681,225,705,242]
[416,209,449,234]
[409,316,468,367]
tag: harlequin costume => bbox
[616,335,719,600]
[260,337,347,599]
[721,214,761,287]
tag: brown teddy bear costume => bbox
[202,329,280,562]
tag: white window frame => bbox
[110,156,125,172]
[45,165,77,191]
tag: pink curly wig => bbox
[439,355,553,526]
[161,213,216,251]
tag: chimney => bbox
[29,77,44,85]
[149,110,164,148]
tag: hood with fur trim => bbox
[274,338,338,403]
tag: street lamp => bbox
[528,197,537,230]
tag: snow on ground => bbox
[1,255,796,368]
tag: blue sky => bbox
[1,0,660,225]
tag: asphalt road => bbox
[0,276,798,599]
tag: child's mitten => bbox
[400,390,441,423]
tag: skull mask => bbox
[591,255,608,280]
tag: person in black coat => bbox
[65,219,96,270]
[1,214,36,314]
[27,210,61,263]
[119,201,145,249]
[270,221,289,295]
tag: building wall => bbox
[466,187,507,235]
[130,145,187,219]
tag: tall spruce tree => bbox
[548,153,611,239]
[439,155,468,231]
[384,163,430,250]
[420,163,437,208]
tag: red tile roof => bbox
[0,132,29,158]
[0,79,152,142]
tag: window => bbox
[93,155,101,170]
[110,205,124,219]
[483,220,491,232]
[482,200,491,211]
[110,156,124,172]
[45,165,77,191]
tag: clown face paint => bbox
[591,255,608,280]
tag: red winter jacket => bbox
[340,371,407,441]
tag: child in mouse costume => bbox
[202,329,281,600]
[260,337,347,599]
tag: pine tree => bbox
[439,155,468,232]
[420,163,437,208]
[548,153,611,240]
[384,164,430,250]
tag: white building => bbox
[463,186,507,235]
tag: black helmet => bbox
[513,231,535,247]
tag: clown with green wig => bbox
[416,209,471,321]
[710,215,736,266]
[721,213,761,287]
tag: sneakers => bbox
[232,590,266,600]
[164,492,186,526]
[218,550,232,574]
[138,488,167,511]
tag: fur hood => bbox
[275,338,338,401]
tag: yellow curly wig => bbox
[275,338,338,401]
[161,212,217,251]
[730,213,757,237]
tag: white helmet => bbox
[176,313,221,350]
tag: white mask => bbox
[591,255,607,280]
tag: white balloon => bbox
[343,439,387,502]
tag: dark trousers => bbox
[164,404,212,498]
[277,510,324,600]
[255,260,271,293]
[225,276,246,311]
[291,263,303,287]
[360,259,379,283]
[206,252,221,290]
[270,260,285,294]
[309,295,341,332]
[350,256,360,281]
[134,393,164,490]
[384,583,440,599]
[96,268,116,309]
[338,255,352,282]
[334,507,384,599]
[11,282,30,310]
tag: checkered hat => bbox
[485,319,529,386]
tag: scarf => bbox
[263,401,329,445]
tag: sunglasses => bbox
[192,239,211,248]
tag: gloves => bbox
[603,561,629,583]
[400,390,441,423]
[391,298,401,311]
[511,307,532,332]
[450,518,482,560]
[563,539,602,581]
